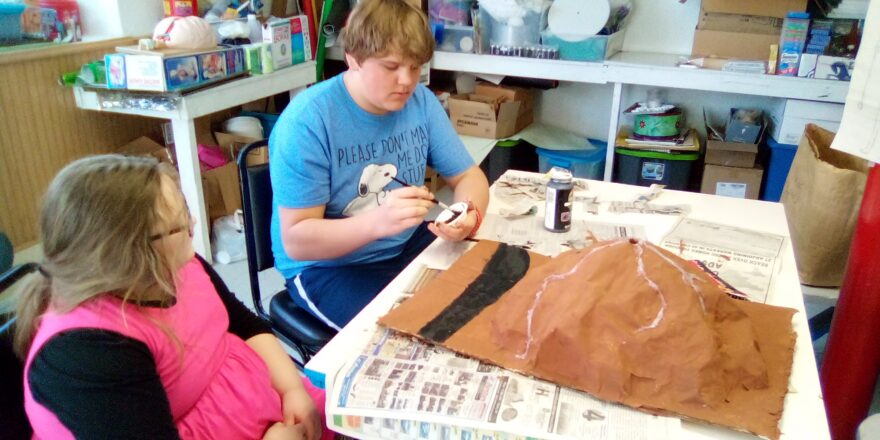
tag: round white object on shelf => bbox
[153,16,217,50]
[223,116,264,139]
[548,0,610,42]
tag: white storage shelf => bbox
[430,50,850,181]
[432,51,849,103]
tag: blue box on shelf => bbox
[760,136,798,202]
[540,29,625,62]
[536,139,607,180]
[0,3,26,41]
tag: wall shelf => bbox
[431,51,849,103]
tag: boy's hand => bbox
[369,186,435,238]
[428,209,477,242]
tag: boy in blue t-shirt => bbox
[269,0,489,330]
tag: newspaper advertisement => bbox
[326,328,680,440]
[475,214,646,257]
[660,218,785,303]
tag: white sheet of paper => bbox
[830,0,880,163]
[660,218,785,303]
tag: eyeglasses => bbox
[150,205,193,242]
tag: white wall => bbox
[78,0,164,41]
[622,0,700,55]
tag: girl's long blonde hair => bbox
[12,154,181,357]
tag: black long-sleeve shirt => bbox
[27,256,272,439]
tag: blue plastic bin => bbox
[761,136,798,202]
[0,3,26,41]
[536,139,607,179]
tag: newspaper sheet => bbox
[475,214,647,257]
[660,218,785,303]
[326,328,681,440]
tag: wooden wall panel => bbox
[0,39,162,249]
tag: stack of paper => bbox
[615,127,701,152]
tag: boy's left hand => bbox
[281,388,322,440]
[428,209,477,241]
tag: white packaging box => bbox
[769,99,844,144]
[262,18,292,70]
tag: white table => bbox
[73,62,317,261]
[305,171,829,440]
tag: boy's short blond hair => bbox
[340,0,434,65]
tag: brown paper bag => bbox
[781,124,870,287]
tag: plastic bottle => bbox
[544,167,574,232]
[211,211,246,264]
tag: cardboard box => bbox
[797,53,819,78]
[448,94,521,139]
[202,162,242,222]
[106,46,246,92]
[692,29,779,60]
[815,55,855,81]
[701,164,764,199]
[698,11,783,34]
[263,18,293,70]
[473,82,534,133]
[769,99,843,144]
[705,140,758,168]
[214,131,267,166]
[700,0,807,19]
[117,136,173,164]
[289,15,313,65]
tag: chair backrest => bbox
[237,140,274,319]
[1,263,38,440]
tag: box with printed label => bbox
[473,82,534,133]
[106,46,246,92]
[769,99,843,144]
[701,164,764,199]
[263,18,292,70]
[289,15,313,65]
[448,94,521,139]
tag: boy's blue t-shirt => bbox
[269,73,474,279]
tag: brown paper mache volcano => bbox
[378,239,796,439]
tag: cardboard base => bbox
[380,240,796,440]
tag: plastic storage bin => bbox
[429,0,472,25]
[438,24,475,53]
[614,148,699,190]
[536,139,607,180]
[760,136,798,202]
[540,29,625,62]
[0,3,26,41]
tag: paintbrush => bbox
[387,174,451,210]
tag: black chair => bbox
[237,140,336,368]
[1,263,38,440]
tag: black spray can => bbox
[544,167,574,232]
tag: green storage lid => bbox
[615,147,699,161]
[495,139,521,148]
